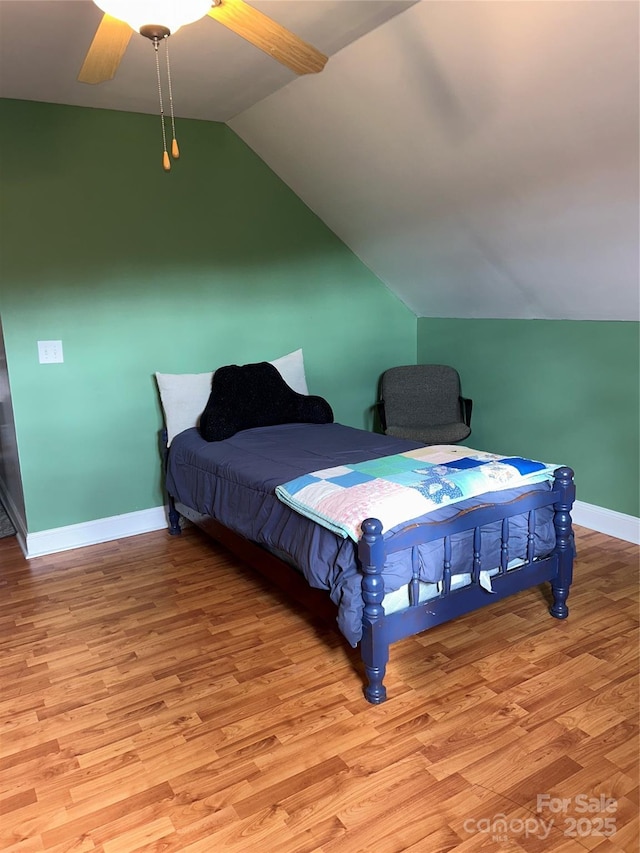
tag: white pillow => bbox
[156,371,213,446]
[269,348,309,396]
[157,348,309,445]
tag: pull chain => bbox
[154,38,170,171]
[165,38,179,160]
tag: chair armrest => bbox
[460,396,473,427]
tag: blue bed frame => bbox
[163,429,575,704]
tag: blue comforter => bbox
[166,423,555,646]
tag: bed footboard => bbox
[358,466,576,704]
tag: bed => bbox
[159,355,575,704]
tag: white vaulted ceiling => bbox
[1,1,638,320]
[229,1,639,320]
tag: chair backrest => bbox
[381,365,463,428]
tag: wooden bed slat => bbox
[500,516,509,574]
[472,526,481,584]
[527,508,537,564]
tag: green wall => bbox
[2,100,635,533]
[0,99,415,533]
[418,318,639,517]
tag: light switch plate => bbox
[38,340,64,364]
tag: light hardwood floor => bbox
[0,524,637,852]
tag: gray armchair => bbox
[377,364,472,445]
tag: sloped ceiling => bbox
[230,1,639,320]
[1,1,638,321]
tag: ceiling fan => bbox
[78,1,328,169]
[78,0,329,85]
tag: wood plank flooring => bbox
[0,524,637,852]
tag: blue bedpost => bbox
[167,495,182,537]
[359,518,389,704]
[550,466,575,619]
[161,428,182,536]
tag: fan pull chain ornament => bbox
[165,39,180,161]
[152,33,169,171]
[147,27,179,171]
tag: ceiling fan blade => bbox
[208,0,328,75]
[78,14,133,84]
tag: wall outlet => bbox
[38,340,64,364]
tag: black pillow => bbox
[199,361,334,442]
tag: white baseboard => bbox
[25,506,168,559]
[571,500,639,545]
[20,499,639,559]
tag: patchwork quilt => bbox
[275,445,557,541]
